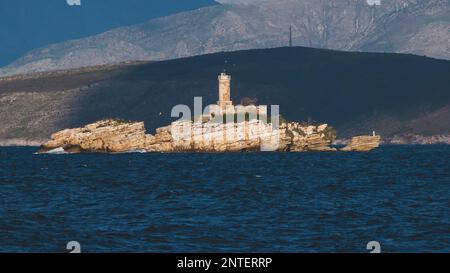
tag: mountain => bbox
[214,0,263,3]
[1,46,449,144]
[0,0,449,76]
[0,0,216,67]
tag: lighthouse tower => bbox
[217,72,233,110]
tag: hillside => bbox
[1,47,450,144]
[0,0,216,67]
[1,0,449,76]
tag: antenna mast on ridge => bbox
[289,25,293,47]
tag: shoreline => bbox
[0,139,48,147]
[2,134,450,148]
[2,143,450,149]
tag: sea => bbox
[0,145,449,253]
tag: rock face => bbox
[148,120,337,152]
[341,135,381,152]
[38,119,338,153]
[39,120,156,153]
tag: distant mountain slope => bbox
[0,0,216,67]
[214,0,263,4]
[1,47,449,144]
[0,0,449,76]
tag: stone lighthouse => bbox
[217,72,233,110]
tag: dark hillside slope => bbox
[1,47,449,142]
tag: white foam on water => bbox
[117,149,148,154]
[44,147,68,155]
[36,148,149,154]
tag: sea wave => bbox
[43,147,68,154]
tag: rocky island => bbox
[341,135,381,152]
[38,119,339,153]
[38,73,380,154]
[38,118,380,154]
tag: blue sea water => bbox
[0,146,449,253]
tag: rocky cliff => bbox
[39,119,154,153]
[38,119,340,153]
[341,135,381,152]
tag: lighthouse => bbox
[217,72,233,110]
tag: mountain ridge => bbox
[0,0,449,76]
[0,0,216,67]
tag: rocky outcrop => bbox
[38,120,156,153]
[341,135,381,152]
[282,123,337,152]
[38,119,338,153]
[148,120,337,152]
